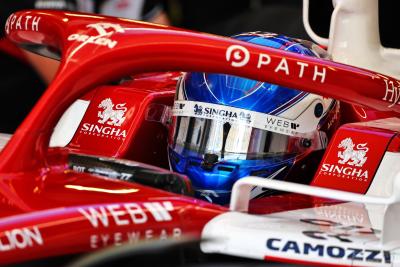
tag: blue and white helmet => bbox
[168,32,340,205]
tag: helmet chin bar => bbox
[3,10,400,173]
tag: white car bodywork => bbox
[201,176,400,266]
[202,204,400,266]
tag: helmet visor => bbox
[169,116,326,161]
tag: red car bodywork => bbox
[1,9,400,265]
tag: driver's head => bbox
[168,32,340,205]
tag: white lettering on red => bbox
[124,203,148,224]
[79,202,174,228]
[143,202,173,222]
[0,227,43,251]
[225,45,327,84]
[274,58,289,75]
[89,228,182,248]
[15,16,22,30]
[78,206,109,228]
[313,65,326,83]
[24,15,32,30]
[257,53,271,68]
[297,62,308,78]
[5,15,41,34]
[320,163,368,181]
[107,204,130,226]
[382,79,400,107]
[31,16,41,31]
[67,34,118,49]
[80,123,127,140]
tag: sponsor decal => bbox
[319,137,369,181]
[174,102,185,110]
[72,164,133,180]
[0,226,43,251]
[79,98,127,140]
[337,137,368,167]
[314,205,365,225]
[80,123,127,139]
[90,228,182,249]
[262,218,390,265]
[193,103,252,123]
[67,23,125,49]
[173,100,310,136]
[382,79,400,108]
[226,45,250,68]
[80,201,182,249]
[5,14,41,34]
[300,219,380,239]
[78,201,174,228]
[225,45,327,83]
[266,238,391,265]
[97,98,127,126]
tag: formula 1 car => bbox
[2,0,400,266]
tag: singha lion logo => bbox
[194,104,203,115]
[97,98,127,126]
[337,137,369,167]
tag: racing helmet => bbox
[168,32,340,205]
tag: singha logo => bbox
[194,104,203,115]
[98,98,127,126]
[337,137,369,167]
